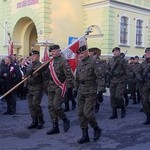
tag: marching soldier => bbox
[74,45,105,144]
[46,44,74,135]
[25,50,45,129]
[136,47,150,125]
[107,47,130,119]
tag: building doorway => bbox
[12,17,38,57]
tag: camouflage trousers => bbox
[27,89,43,118]
[110,81,126,109]
[48,87,66,123]
[78,92,98,129]
[142,81,150,114]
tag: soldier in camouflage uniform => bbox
[25,50,44,129]
[45,45,74,135]
[74,45,105,144]
[107,47,130,119]
[88,47,107,113]
[136,47,150,125]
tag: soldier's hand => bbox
[73,90,78,99]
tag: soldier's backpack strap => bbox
[49,59,67,97]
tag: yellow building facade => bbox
[0,0,150,59]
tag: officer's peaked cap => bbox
[49,44,60,51]
[145,47,150,53]
[77,45,87,53]
[112,47,120,52]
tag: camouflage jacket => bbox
[74,56,105,94]
[26,60,43,90]
[45,55,74,92]
[136,59,150,83]
[108,56,131,83]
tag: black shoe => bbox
[3,111,10,115]
[109,109,118,119]
[140,108,143,112]
[9,112,16,115]
[64,102,70,112]
[78,129,90,144]
[95,102,100,113]
[93,126,101,141]
[27,118,38,129]
[36,117,45,129]
[121,106,126,118]
[63,118,70,132]
[46,122,60,135]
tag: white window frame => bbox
[119,15,130,46]
[135,18,145,47]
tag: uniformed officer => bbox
[107,47,130,119]
[74,45,104,144]
[136,47,150,125]
[25,50,45,129]
[46,44,74,135]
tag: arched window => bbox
[136,19,143,46]
[120,16,128,45]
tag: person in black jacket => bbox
[0,56,22,115]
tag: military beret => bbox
[77,45,87,53]
[30,50,40,55]
[134,56,139,59]
[112,47,120,52]
[88,48,95,52]
[130,57,135,60]
[145,47,150,53]
[49,44,60,51]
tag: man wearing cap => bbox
[25,50,45,129]
[136,47,150,125]
[107,47,130,119]
[46,44,74,135]
[88,47,107,113]
[74,45,104,144]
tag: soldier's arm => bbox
[74,67,80,91]
[62,60,74,88]
[93,61,105,92]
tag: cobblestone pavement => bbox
[0,94,150,150]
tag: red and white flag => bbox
[61,35,87,72]
[43,41,50,62]
[8,40,14,56]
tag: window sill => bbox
[119,44,130,47]
[135,46,145,49]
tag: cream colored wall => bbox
[50,0,84,49]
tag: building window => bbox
[136,20,143,46]
[120,16,128,45]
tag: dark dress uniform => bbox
[74,46,105,144]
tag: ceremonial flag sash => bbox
[49,59,66,97]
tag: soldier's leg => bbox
[85,93,101,141]
[10,92,17,115]
[27,91,38,129]
[47,91,60,135]
[142,86,150,125]
[32,90,44,129]
[53,88,70,132]
[116,82,126,118]
[3,95,11,114]
[78,93,90,144]
[109,82,118,119]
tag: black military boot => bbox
[36,117,45,129]
[95,102,100,113]
[27,118,38,129]
[46,122,60,135]
[93,126,102,141]
[121,106,126,118]
[137,91,141,104]
[109,108,118,119]
[71,99,77,110]
[78,129,90,144]
[124,94,129,106]
[63,118,70,132]
[143,113,150,125]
